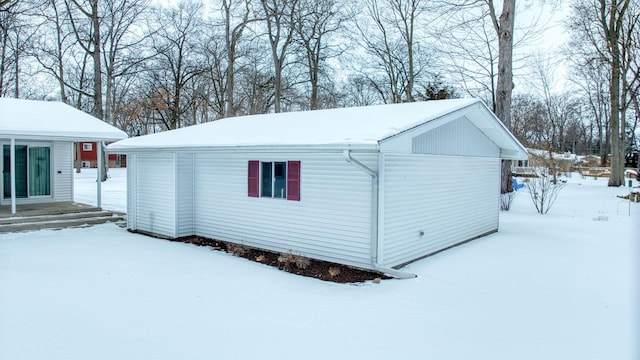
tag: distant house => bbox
[75,141,126,168]
[108,99,527,277]
[1,98,127,214]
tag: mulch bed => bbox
[173,236,388,283]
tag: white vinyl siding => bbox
[134,152,175,237]
[53,141,73,201]
[176,153,194,237]
[194,151,376,269]
[379,154,499,267]
[411,117,500,157]
[127,154,137,229]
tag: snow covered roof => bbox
[108,98,527,159]
[0,97,128,141]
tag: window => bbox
[82,143,92,151]
[248,160,300,201]
[82,161,91,168]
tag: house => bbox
[107,98,527,277]
[75,141,126,168]
[0,98,127,214]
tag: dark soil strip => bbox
[173,236,388,283]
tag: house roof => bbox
[0,97,128,142]
[108,98,527,159]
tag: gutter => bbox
[343,150,416,279]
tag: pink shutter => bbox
[248,161,259,197]
[287,161,301,201]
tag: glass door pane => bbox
[2,145,28,198]
[28,146,51,196]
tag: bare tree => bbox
[0,0,14,9]
[355,0,429,104]
[569,60,612,165]
[486,0,517,197]
[35,0,71,102]
[437,10,500,109]
[65,0,103,119]
[236,61,275,115]
[260,0,299,113]
[294,0,344,110]
[0,0,41,97]
[101,0,151,125]
[526,168,566,214]
[145,1,207,130]
[221,0,258,117]
[568,0,638,186]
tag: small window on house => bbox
[82,161,91,168]
[248,160,300,201]
[82,143,92,151]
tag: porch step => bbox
[0,211,125,233]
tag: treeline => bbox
[1,0,639,168]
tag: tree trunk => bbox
[608,42,622,186]
[224,0,235,118]
[604,0,628,186]
[89,0,107,182]
[13,31,17,97]
[74,142,82,173]
[492,0,515,194]
[91,0,103,120]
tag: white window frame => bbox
[260,161,287,199]
[82,143,92,151]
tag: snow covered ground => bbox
[73,168,127,212]
[0,169,638,360]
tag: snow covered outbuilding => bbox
[0,98,127,214]
[108,98,527,276]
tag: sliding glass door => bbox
[2,144,51,199]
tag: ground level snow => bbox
[0,169,638,359]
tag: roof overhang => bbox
[0,98,128,142]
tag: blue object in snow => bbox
[512,177,525,191]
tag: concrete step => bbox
[0,210,118,225]
[0,211,125,233]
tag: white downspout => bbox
[343,150,416,279]
[10,138,16,214]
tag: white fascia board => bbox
[105,143,379,154]
[1,132,127,142]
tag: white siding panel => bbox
[127,154,137,228]
[381,154,499,267]
[412,117,500,157]
[135,152,175,237]
[52,141,73,201]
[194,151,376,269]
[176,153,194,237]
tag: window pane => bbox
[274,162,286,199]
[261,162,272,197]
[28,147,51,196]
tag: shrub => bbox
[228,244,248,257]
[277,252,311,270]
[526,169,566,214]
[328,267,341,278]
[500,191,517,211]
